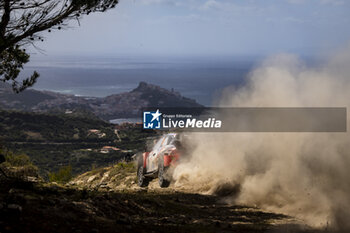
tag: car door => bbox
[147,135,166,172]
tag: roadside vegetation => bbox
[48,165,73,183]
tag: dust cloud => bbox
[172,44,350,231]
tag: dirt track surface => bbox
[0,178,321,233]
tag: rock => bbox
[192,219,211,226]
[101,172,109,182]
[7,204,22,212]
[8,188,17,194]
[24,194,38,201]
[0,153,5,164]
[116,217,130,225]
[26,176,39,182]
[87,175,96,183]
[47,199,56,206]
[161,217,169,223]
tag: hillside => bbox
[0,82,203,120]
[0,110,111,142]
[0,110,158,177]
[0,83,55,110]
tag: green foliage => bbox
[0,47,39,92]
[0,148,39,178]
[4,152,32,167]
[0,148,33,167]
[0,110,115,142]
[0,0,118,92]
[48,165,73,183]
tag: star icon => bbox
[151,109,162,122]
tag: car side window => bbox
[167,136,174,145]
[163,136,169,146]
[153,136,164,151]
[161,136,169,147]
[164,135,175,146]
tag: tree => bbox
[0,0,118,92]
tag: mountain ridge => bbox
[0,82,203,120]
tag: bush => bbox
[0,149,39,178]
[13,164,39,178]
[4,152,32,167]
[48,165,73,183]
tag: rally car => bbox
[137,133,182,188]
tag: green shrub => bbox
[13,164,39,178]
[48,165,73,183]
[4,152,32,167]
[0,149,39,178]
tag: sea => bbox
[20,55,258,107]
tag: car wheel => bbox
[137,156,149,187]
[158,157,170,188]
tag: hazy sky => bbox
[31,0,350,57]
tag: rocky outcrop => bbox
[69,162,138,191]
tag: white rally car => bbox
[137,133,182,188]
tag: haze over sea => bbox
[17,55,265,106]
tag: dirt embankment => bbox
[0,180,315,233]
[0,162,324,233]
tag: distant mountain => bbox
[0,82,55,110]
[0,82,203,120]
